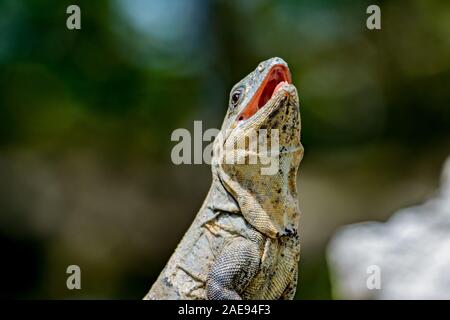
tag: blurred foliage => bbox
[0,0,449,299]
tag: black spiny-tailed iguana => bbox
[145,57,304,300]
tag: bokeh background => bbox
[1,0,449,299]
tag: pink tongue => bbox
[273,81,288,96]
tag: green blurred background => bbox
[0,0,449,299]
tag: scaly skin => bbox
[144,57,304,300]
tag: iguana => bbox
[144,57,304,300]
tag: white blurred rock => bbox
[327,157,450,299]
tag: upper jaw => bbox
[237,62,293,123]
[258,57,289,73]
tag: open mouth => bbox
[238,64,292,121]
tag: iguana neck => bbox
[205,166,241,214]
[207,151,301,238]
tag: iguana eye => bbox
[230,88,243,107]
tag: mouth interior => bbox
[238,65,291,121]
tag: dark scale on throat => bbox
[271,120,279,129]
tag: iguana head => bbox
[212,57,304,238]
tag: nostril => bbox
[238,116,244,121]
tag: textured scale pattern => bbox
[206,237,261,299]
[144,57,303,300]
